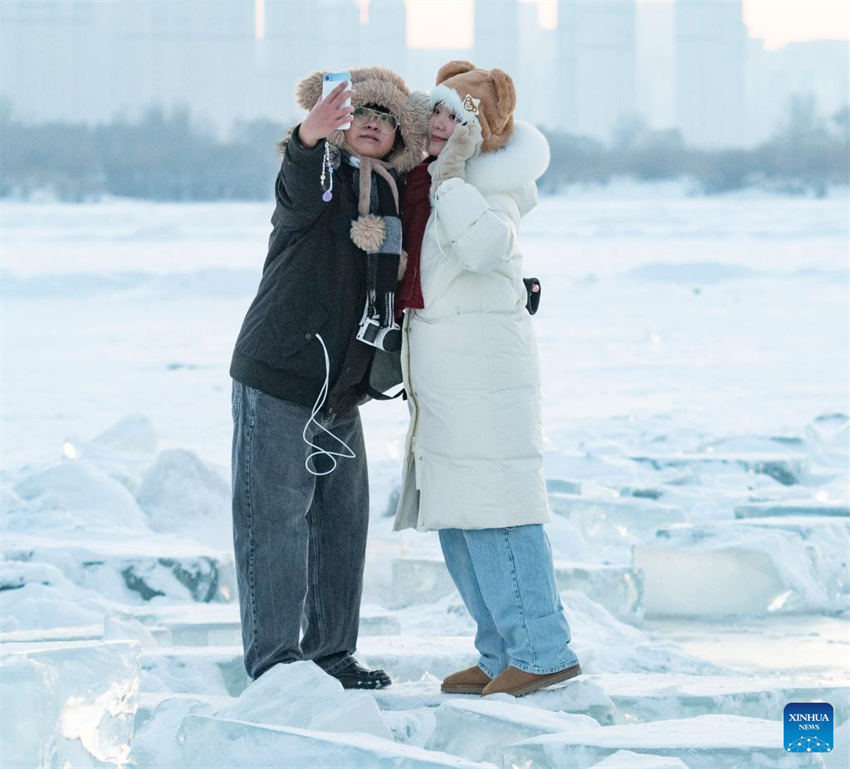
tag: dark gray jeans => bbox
[230,380,369,679]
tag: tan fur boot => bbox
[481,663,581,698]
[440,665,492,695]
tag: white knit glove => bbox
[428,121,483,194]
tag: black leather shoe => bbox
[326,657,392,690]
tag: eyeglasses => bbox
[352,106,398,133]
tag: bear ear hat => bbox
[435,59,476,85]
[488,68,516,134]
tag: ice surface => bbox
[2,537,237,605]
[136,448,232,550]
[0,654,61,769]
[8,459,150,533]
[502,714,825,769]
[588,751,688,768]
[141,646,247,697]
[1,640,141,767]
[548,492,686,539]
[553,562,643,621]
[131,695,220,769]
[735,502,850,519]
[587,673,850,724]
[389,557,643,620]
[357,635,479,682]
[640,615,850,678]
[0,561,112,632]
[128,600,398,644]
[381,707,437,747]
[374,674,617,726]
[176,714,497,769]
[213,661,392,740]
[92,414,158,455]
[635,517,850,616]
[388,558,455,609]
[628,452,811,486]
[102,615,159,648]
[2,195,848,768]
[426,698,598,765]
[561,591,724,676]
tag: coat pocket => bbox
[272,301,329,361]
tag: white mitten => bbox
[428,121,483,195]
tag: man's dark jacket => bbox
[230,128,397,412]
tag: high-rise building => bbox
[260,0,361,124]
[674,0,746,147]
[555,1,638,141]
[636,0,675,131]
[516,2,556,127]
[474,0,519,76]
[0,1,257,130]
[363,0,407,81]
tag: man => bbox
[229,67,427,688]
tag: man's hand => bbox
[299,81,354,148]
[428,121,483,192]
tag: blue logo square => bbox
[785,702,833,752]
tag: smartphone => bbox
[322,71,352,130]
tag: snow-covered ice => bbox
[0,640,140,767]
[588,752,689,769]
[426,698,598,764]
[502,714,824,769]
[1,189,847,767]
[213,661,393,740]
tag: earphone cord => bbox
[303,333,356,476]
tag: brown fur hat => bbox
[431,60,516,153]
[295,66,429,173]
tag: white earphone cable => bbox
[303,333,356,476]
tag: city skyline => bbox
[405,0,850,50]
[1,0,847,150]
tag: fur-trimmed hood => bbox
[464,120,550,193]
[295,66,429,174]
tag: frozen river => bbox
[1,185,848,768]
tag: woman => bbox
[229,66,427,688]
[395,61,581,697]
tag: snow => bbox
[0,640,141,767]
[504,714,828,768]
[213,661,393,740]
[589,752,688,769]
[1,188,848,767]
[426,698,598,764]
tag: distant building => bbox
[1,0,847,149]
[555,0,638,141]
[516,2,556,128]
[673,0,747,147]
[473,0,519,77]
[260,0,363,124]
[0,0,257,130]
[635,0,675,131]
[363,0,407,83]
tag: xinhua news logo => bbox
[784,703,833,753]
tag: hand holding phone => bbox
[322,71,352,130]
[299,73,353,147]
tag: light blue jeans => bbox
[438,525,580,678]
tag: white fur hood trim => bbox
[465,120,550,193]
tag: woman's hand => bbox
[428,121,483,191]
[298,81,354,148]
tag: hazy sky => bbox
[404,0,850,50]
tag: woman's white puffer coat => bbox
[394,121,551,532]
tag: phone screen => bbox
[322,71,352,129]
